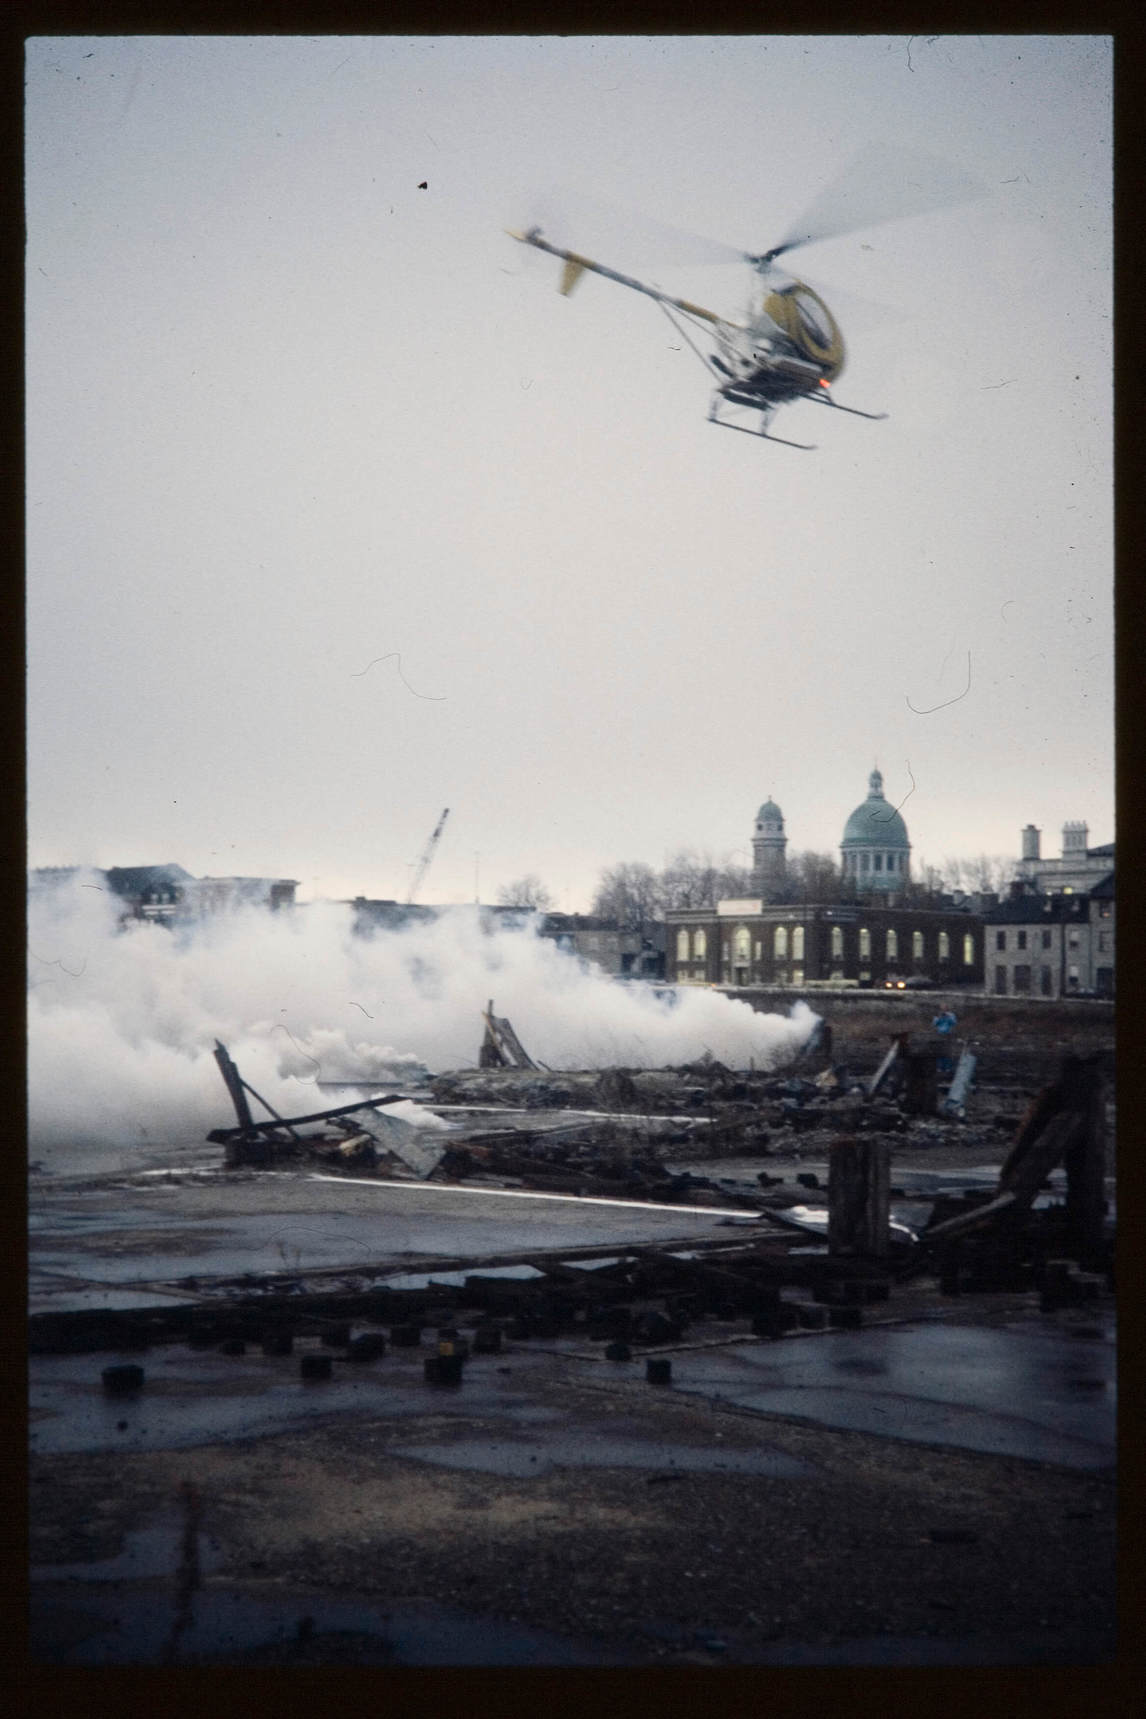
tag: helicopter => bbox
[508,145,984,449]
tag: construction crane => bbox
[407,807,450,904]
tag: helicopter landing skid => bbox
[807,393,888,420]
[708,394,816,449]
[709,417,817,450]
[707,401,816,450]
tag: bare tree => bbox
[592,861,664,932]
[496,875,553,911]
[784,849,844,903]
[659,850,755,910]
[899,857,946,906]
[713,860,754,899]
[941,854,1016,895]
[660,849,722,910]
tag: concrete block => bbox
[101,1364,145,1394]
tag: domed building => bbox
[665,765,982,990]
[750,797,787,899]
[840,768,911,894]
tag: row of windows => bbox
[678,925,974,964]
[995,928,1084,952]
[842,850,906,875]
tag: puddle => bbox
[27,1283,194,1312]
[29,1582,637,1665]
[32,1516,226,1584]
[391,1431,811,1478]
[664,1321,1116,1468]
[380,1264,544,1291]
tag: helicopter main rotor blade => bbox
[764,140,987,261]
[519,181,746,269]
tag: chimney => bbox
[1061,821,1088,856]
[1021,824,1041,861]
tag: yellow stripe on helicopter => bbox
[763,282,846,380]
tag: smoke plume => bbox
[28,875,816,1162]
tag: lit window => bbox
[938,931,950,959]
[831,926,844,958]
[774,926,788,958]
[963,933,975,965]
[733,927,751,961]
[886,928,898,959]
[792,925,805,960]
[676,929,690,962]
[754,940,762,959]
[792,968,804,986]
[859,927,871,958]
[912,930,924,959]
[694,929,706,959]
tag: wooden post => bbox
[828,1136,890,1258]
[1064,1059,1106,1268]
[902,1050,939,1115]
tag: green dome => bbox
[840,769,910,850]
[756,798,783,823]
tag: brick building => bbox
[668,899,982,990]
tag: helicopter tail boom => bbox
[506,228,729,327]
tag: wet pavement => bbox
[28,1162,1117,1471]
[29,1298,1115,1469]
[659,1318,1115,1469]
[28,1160,1117,1669]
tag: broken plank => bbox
[998,1109,1087,1207]
[920,1190,1018,1244]
[207,1092,407,1142]
[867,1034,907,1099]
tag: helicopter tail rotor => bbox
[559,257,589,295]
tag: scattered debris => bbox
[479,1000,537,1069]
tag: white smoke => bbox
[27,875,817,1160]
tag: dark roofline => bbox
[981,895,1089,923]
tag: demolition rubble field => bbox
[27,997,1117,1668]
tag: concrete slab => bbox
[28,1173,749,1311]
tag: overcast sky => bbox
[26,34,1112,909]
